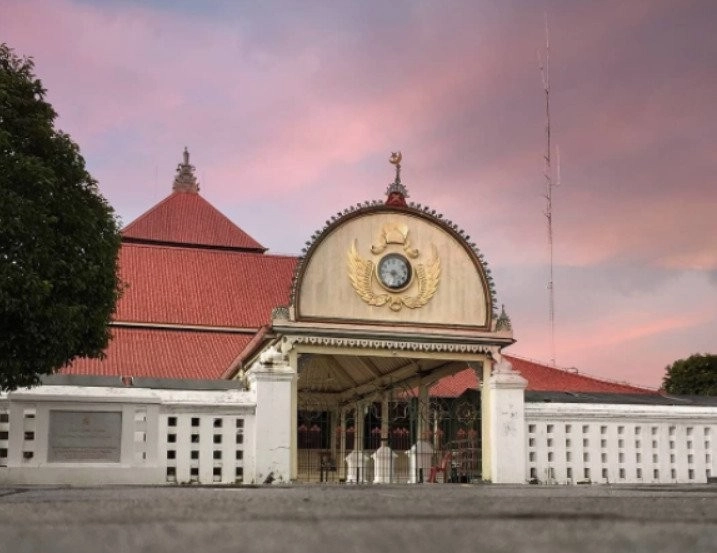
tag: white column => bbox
[478,358,493,481]
[485,358,528,483]
[246,347,297,485]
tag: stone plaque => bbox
[48,411,122,463]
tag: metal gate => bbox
[296,388,481,484]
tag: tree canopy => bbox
[662,354,717,396]
[0,43,122,391]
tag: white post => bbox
[246,347,296,485]
[485,358,528,483]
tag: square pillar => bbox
[484,359,528,483]
[246,347,297,485]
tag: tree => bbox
[662,354,717,396]
[0,43,122,391]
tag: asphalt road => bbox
[1,484,715,553]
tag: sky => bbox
[2,0,715,388]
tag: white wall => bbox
[0,385,256,485]
[525,402,717,484]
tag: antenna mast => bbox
[538,15,557,366]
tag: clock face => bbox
[377,253,412,290]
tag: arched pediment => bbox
[291,203,496,331]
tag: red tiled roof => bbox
[429,355,653,397]
[116,243,297,328]
[64,327,255,380]
[122,191,266,252]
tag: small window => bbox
[688,469,694,480]
[547,425,554,434]
[566,452,572,461]
[583,439,589,447]
[618,439,624,448]
[191,417,200,427]
[214,418,223,428]
[688,454,693,464]
[686,427,693,436]
[602,468,608,479]
[601,453,607,463]
[652,440,658,449]
[530,467,537,479]
[567,467,573,479]
[618,452,624,463]
[236,419,244,429]
[651,427,658,435]
[669,441,675,449]
[584,468,590,479]
[213,435,222,444]
[653,469,659,479]
[687,441,693,449]
[167,450,176,460]
[547,452,554,462]
[601,439,607,448]
[670,469,676,479]
[0,448,8,457]
[529,438,535,447]
[0,413,9,423]
[566,439,571,447]
[636,453,641,462]
[235,450,243,460]
[167,433,177,443]
[528,425,536,434]
[669,426,676,436]
[529,452,536,461]
[547,438,553,447]
[213,450,222,460]
[235,467,244,479]
[168,417,177,427]
[213,467,222,478]
[636,468,642,479]
[582,425,589,434]
[24,431,34,441]
[635,440,641,448]
[600,426,607,435]
[23,451,34,460]
[565,425,572,433]
[0,431,8,440]
[166,467,176,478]
[619,468,625,479]
[190,467,199,477]
[191,434,200,443]
[191,450,199,460]
[583,452,589,462]
[653,454,658,463]
[670,454,675,463]
[635,427,642,435]
[618,426,624,435]
[236,433,243,445]
[705,428,711,436]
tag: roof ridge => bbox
[120,241,297,259]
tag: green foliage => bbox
[662,354,717,396]
[0,43,122,390]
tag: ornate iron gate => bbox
[296,388,481,483]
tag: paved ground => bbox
[0,484,716,553]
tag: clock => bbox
[377,253,412,291]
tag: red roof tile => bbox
[429,355,653,397]
[116,243,297,328]
[65,327,254,380]
[122,191,265,252]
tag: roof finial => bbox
[173,147,200,193]
[385,151,408,206]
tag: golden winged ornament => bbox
[348,240,440,311]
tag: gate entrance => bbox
[295,355,483,484]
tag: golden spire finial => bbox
[385,151,408,204]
